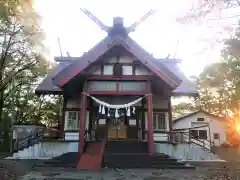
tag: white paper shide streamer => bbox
[84,93,150,118]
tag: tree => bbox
[172,58,240,118]
[0,0,53,151]
[177,0,240,23]
[0,0,34,20]
[172,101,196,118]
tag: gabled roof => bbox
[35,60,72,94]
[35,57,198,95]
[153,59,198,95]
[173,109,224,123]
[52,36,182,89]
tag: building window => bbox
[119,81,146,91]
[135,65,150,75]
[88,81,117,91]
[197,118,204,122]
[65,111,79,130]
[213,133,220,140]
[122,65,133,75]
[153,112,166,130]
[190,130,198,139]
[190,130,208,140]
[103,65,113,75]
[199,130,207,139]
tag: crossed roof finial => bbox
[80,8,156,36]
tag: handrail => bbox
[177,131,212,151]
[145,130,213,152]
[173,125,209,131]
[83,130,88,153]
[84,129,89,140]
[17,129,45,142]
[13,128,47,153]
[171,130,214,152]
[173,127,214,147]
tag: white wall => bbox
[155,143,224,161]
[173,112,227,146]
[65,132,79,140]
[6,141,78,159]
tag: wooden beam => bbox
[141,98,145,140]
[136,108,168,112]
[87,91,147,95]
[89,99,93,140]
[79,81,88,153]
[147,81,154,154]
[87,75,151,81]
[61,96,67,139]
[168,96,173,141]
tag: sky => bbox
[34,0,240,77]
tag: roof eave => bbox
[173,109,223,123]
[155,58,182,63]
[123,37,182,89]
[54,56,78,62]
[173,92,199,97]
[35,90,63,96]
[52,37,111,88]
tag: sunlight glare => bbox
[236,121,240,134]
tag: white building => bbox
[173,110,227,146]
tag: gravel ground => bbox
[1,160,240,180]
[19,167,240,180]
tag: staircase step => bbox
[34,152,80,168]
[103,140,195,169]
[35,163,76,168]
[105,140,148,154]
[104,164,194,169]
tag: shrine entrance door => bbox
[108,119,127,140]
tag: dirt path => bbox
[1,160,240,180]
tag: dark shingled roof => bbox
[152,59,198,96]
[35,61,72,94]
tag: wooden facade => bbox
[60,54,174,154]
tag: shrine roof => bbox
[51,36,182,89]
[35,57,198,96]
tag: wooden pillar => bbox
[60,97,67,139]
[147,82,154,154]
[89,99,93,140]
[79,84,87,153]
[141,98,145,140]
[168,96,173,141]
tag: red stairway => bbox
[77,141,106,170]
